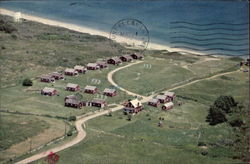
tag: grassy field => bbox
[0,113,69,163]
[113,55,240,96]
[32,69,249,164]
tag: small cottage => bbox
[41,87,57,96]
[90,98,107,108]
[65,98,84,109]
[148,98,160,107]
[84,85,98,94]
[123,99,143,114]
[74,65,86,73]
[49,72,64,80]
[103,88,117,97]
[162,102,174,110]
[64,68,78,76]
[96,61,108,69]
[66,83,80,92]
[107,57,122,65]
[131,53,144,60]
[120,55,133,62]
[40,75,55,83]
[87,63,99,70]
[163,91,175,101]
[156,95,169,103]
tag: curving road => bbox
[16,61,239,164]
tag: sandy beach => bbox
[0,8,206,55]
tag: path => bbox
[16,60,239,164]
[107,61,146,99]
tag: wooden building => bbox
[107,57,122,65]
[66,83,80,92]
[103,88,117,97]
[49,72,64,80]
[123,99,143,114]
[120,55,133,62]
[90,98,107,108]
[156,95,169,103]
[87,63,99,70]
[131,53,144,60]
[41,87,57,96]
[96,61,108,69]
[162,102,174,110]
[84,85,98,94]
[163,91,175,101]
[64,68,78,76]
[64,97,84,109]
[74,65,86,73]
[148,98,160,107]
[40,75,55,83]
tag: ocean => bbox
[0,0,249,56]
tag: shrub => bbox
[22,78,33,86]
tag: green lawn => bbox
[113,58,195,96]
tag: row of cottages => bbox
[123,99,143,114]
[40,72,64,83]
[41,87,57,96]
[64,95,107,109]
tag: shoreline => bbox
[0,8,224,56]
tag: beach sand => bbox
[0,8,206,55]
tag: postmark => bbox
[109,18,150,53]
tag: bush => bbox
[68,116,76,121]
[206,96,238,125]
[22,78,33,86]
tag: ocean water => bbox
[0,0,249,56]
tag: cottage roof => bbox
[129,99,142,108]
[42,87,56,93]
[110,57,122,62]
[96,61,107,65]
[66,83,79,88]
[41,75,53,79]
[121,55,133,59]
[103,88,116,93]
[91,98,106,104]
[163,102,174,108]
[65,95,77,100]
[50,72,63,76]
[65,68,76,73]
[164,91,175,97]
[131,53,143,58]
[87,63,98,67]
[84,85,97,90]
[65,98,80,105]
[148,98,159,103]
[156,95,168,100]
[74,65,85,70]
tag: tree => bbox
[206,105,227,125]
[206,95,238,125]
[22,78,33,86]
